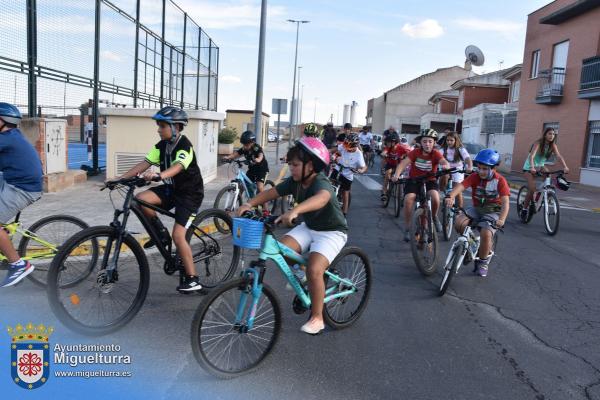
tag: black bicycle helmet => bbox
[344,133,360,146]
[336,133,346,142]
[240,130,256,144]
[0,102,22,125]
[343,122,352,130]
[152,106,188,126]
[388,132,400,143]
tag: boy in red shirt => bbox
[380,132,410,202]
[444,149,510,277]
[392,129,450,241]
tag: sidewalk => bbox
[18,141,289,232]
[503,171,600,212]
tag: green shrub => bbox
[218,127,237,144]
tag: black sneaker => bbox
[143,239,156,249]
[177,276,203,293]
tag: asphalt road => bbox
[2,154,600,400]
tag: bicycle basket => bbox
[555,175,570,191]
[232,218,264,249]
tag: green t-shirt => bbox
[275,173,348,233]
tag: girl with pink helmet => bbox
[237,137,347,335]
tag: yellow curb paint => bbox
[57,222,222,257]
[592,208,600,213]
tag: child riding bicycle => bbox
[223,130,270,194]
[333,133,368,216]
[392,129,451,242]
[380,132,410,203]
[110,106,205,293]
[236,137,347,335]
[439,131,473,208]
[520,127,569,221]
[0,102,43,287]
[444,149,510,277]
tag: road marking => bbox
[355,175,382,191]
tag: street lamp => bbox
[287,19,310,143]
[313,97,318,122]
[297,66,302,124]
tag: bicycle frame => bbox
[235,231,357,330]
[101,182,218,283]
[0,218,58,262]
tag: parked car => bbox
[372,134,383,154]
[268,130,279,142]
[463,142,485,160]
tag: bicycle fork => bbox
[235,262,266,332]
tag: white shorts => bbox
[451,171,465,183]
[285,222,347,264]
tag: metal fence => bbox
[0,0,219,172]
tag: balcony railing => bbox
[579,56,600,99]
[535,67,565,104]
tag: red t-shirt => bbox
[384,144,410,167]
[408,148,444,180]
[462,171,510,210]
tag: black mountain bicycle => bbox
[400,169,455,276]
[47,176,240,336]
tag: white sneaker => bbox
[300,320,325,335]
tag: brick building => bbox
[512,0,600,186]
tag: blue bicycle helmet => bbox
[0,102,22,125]
[474,149,500,167]
[152,106,188,126]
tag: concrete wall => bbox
[462,103,517,172]
[102,108,223,183]
[371,66,472,134]
[513,0,600,184]
[224,112,270,147]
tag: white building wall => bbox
[370,66,472,134]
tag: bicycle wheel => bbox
[18,215,91,287]
[263,180,279,214]
[47,226,150,336]
[191,278,282,379]
[323,246,372,329]
[439,242,466,296]
[394,182,403,218]
[382,184,391,208]
[441,204,453,241]
[543,191,560,236]
[410,207,438,276]
[516,186,534,224]
[186,208,240,288]
[213,185,241,214]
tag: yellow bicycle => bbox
[1,213,89,286]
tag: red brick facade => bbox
[459,87,509,114]
[513,0,600,181]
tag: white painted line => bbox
[355,175,382,191]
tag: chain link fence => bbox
[0,0,218,170]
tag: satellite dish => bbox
[464,45,485,70]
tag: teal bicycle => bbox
[191,212,372,378]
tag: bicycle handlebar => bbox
[534,169,565,177]
[332,161,359,174]
[102,176,148,191]
[240,211,297,228]
[397,168,458,184]
[450,206,504,232]
[223,158,251,167]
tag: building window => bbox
[531,50,541,78]
[587,121,600,168]
[511,79,521,103]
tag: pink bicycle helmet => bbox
[296,136,330,172]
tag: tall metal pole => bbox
[92,0,101,173]
[133,0,140,107]
[313,97,318,122]
[287,19,309,144]
[26,0,37,118]
[159,0,166,106]
[296,66,302,124]
[253,0,267,146]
